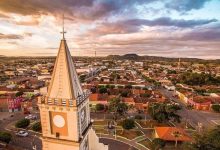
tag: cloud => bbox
[123,17,218,28]
[165,0,211,12]
[0,33,23,39]
[84,17,218,37]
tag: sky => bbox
[0,0,220,59]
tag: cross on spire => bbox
[61,14,66,39]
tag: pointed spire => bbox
[47,20,83,100]
[61,14,66,40]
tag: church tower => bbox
[38,18,108,150]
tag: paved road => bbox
[159,88,220,129]
[0,112,42,150]
[100,138,138,150]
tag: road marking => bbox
[211,120,220,125]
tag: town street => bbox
[159,88,220,129]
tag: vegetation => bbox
[140,93,151,98]
[122,119,135,130]
[135,115,143,120]
[95,103,105,111]
[108,98,128,121]
[32,122,42,132]
[99,87,107,94]
[149,138,166,150]
[15,91,23,97]
[177,72,220,86]
[167,70,177,74]
[211,104,220,113]
[110,85,115,89]
[186,126,220,150]
[79,74,86,82]
[15,118,30,128]
[125,84,132,89]
[148,103,181,123]
[121,91,129,97]
[0,132,12,144]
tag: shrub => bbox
[151,138,166,149]
[99,87,107,94]
[95,103,105,111]
[15,118,30,128]
[15,91,23,97]
[105,84,110,88]
[122,119,135,130]
[211,104,220,113]
[118,85,124,89]
[110,85,115,89]
[135,115,143,120]
[121,91,129,97]
[0,132,12,144]
[32,122,42,132]
[125,84,132,89]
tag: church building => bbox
[38,24,108,150]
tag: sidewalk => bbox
[99,134,149,150]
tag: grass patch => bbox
[116,129,143,140]
[93,120,108,126]
[93,128,109,134]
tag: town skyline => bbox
[0,0,220,59]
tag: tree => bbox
[15,91,23,97]
[79,74,86,83]
[125,84,132,89]
[121,91,129,97]
[95,103,105,111]
[148,103,181,123]
[105,84,110,88]
[211,104,220,113]
[117,85,124,89]
[186,126,220,150]
[99,87,107,94]
[32,122,42,132]
[110,85,115,89]
[150,138,166,150]
[140,93,151,98]
[122,119,135,130]
[108,98,128,121]
[15,118,30,128]
[0,132,12,144]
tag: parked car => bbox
[16,130,28,137]
[25,114,37,120]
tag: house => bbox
[154,127,191,142]
[188,96,212,111]
[122,97,135,106]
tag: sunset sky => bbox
[0,0,220,59]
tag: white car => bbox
[25,114,37,120]
[16,131,29,137]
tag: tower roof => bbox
[47,39,83,100]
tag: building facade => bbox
[38,31,108,150]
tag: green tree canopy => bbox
[32,122,42,132]
[15,118,30,128]
[108,98,128,121]
[122,119,135,130]
[0,132,12,144]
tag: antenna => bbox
[60,14,66,39]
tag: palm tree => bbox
[172,131,182,148]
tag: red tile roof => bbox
[155,127,191,142]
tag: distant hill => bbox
[106,53,220,63]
